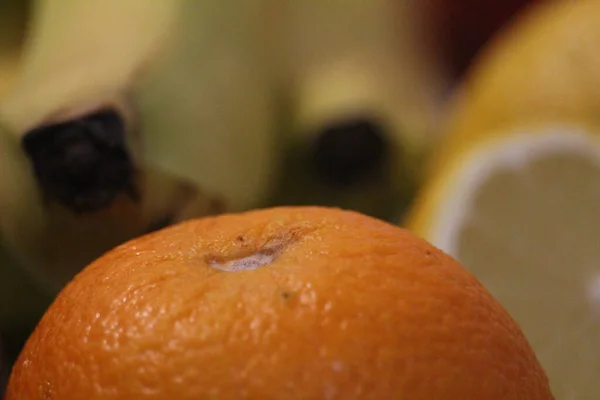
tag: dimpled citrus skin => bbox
[6,207,553,399]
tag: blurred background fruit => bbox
[0,0,185,335]
[266,0,449,221]
[6,207,553,399]
[422,0,544,79]
[137,0,278,215]
[406,0,600,398]
[0,0,29,97]
[0,0,39,378]
[0,0,277,302]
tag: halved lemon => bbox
[406,0,600,398]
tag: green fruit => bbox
[267,0,448,221]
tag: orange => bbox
[6,206,553,399]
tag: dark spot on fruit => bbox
[236,236,244,242]
[22,108,138,214]
[311,116,390,187]
[280,291,292,300]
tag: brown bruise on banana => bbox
[20,96,141,213]
[27,95,226,221]
[18,97,226,289]
[32,94,141,161]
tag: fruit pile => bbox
[0,0,598,398]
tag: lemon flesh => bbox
[409,127,600,399]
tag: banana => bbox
[0,0,56,334]
[0,0,179,296]
[0,57,20,100]
[135,0,277,213]
[268,0,449,221]
[0,0,28,98]
[0,42,22,99]
[0,0,277,301]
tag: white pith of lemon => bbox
[428,126,600,251]
[408,124,600,399]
